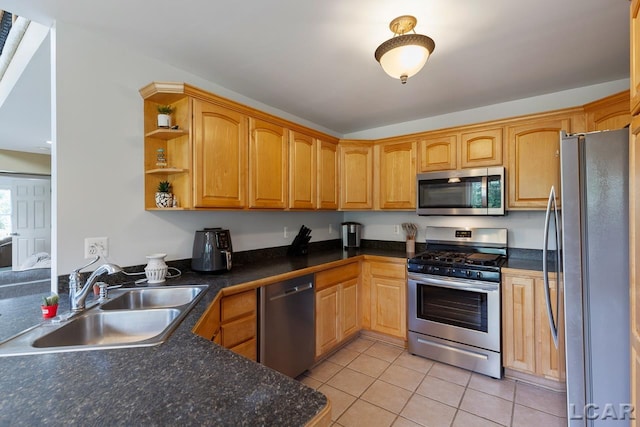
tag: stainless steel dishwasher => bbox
[259,274,315,378]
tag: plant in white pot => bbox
[155,180,173,208]
[157,105,174,128]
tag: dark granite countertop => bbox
[0,247,407,426]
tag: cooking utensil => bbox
[402,223,418,239]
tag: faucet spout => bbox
[70,262,122,312]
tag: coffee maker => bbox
[341,222,362,248]
[191,228,233,272]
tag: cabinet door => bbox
[377,140,416,209]
[192,297,221,341]
[507,117,571,209]
[317,140,339,209]
[315,285,341,357]
[584,91,631,132]
[193,99,247,208]
[419,134,457,171]
[289,131,316,209]
[341,278,360,338]
[632,0,640,115]
[534,277,566,381]
[339,144,373,209]
[249,118,288,208]
[460,127,503,168]
[370,276,406,339]
[502,274,536,374]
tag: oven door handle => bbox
[408,275,498,293]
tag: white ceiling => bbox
[0,0,631,152]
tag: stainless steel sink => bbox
[0,284,208,357]
[100,285,205,310]
[32,309,181,347]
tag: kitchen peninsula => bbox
[0,245,407,426]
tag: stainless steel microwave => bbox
[416,167,505,216]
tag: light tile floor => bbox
[298,337,567,427]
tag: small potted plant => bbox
[155,180,173,208]
[157,105,174,128]
[41,293,59,319]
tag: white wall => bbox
[344,210,546,249]
[53,21,624,277]
[344,79,629,140]
[53,22,342,275]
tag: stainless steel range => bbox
[407,226,507,379]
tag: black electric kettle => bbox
[191,228,233,272]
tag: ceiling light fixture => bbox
[374,15,435,84]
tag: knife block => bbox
[287,225,311,256]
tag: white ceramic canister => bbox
[145,253,168,284]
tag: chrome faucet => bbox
[69,256,123,311]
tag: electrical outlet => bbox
[329,224,333,234]
[283,227,288,238]
[84,237,109,258]
[394,225,400,235]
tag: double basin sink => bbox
[0,284,208,357]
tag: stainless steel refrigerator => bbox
[544,128,630,426]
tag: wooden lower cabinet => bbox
[193,289,257,361]
[315,262,360,358]
[502,269,565,385]
[363,259,407,340]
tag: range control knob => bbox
[476,271,483,279]
[465,270,472,277]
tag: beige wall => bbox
[0,149,51,175]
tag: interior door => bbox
[11,178,51,270]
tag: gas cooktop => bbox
[407,227,508,283]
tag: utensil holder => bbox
[406,238,415,254]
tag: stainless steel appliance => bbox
[545,129,630,426]
[407,226,507,379]
[416,167,505,216]
[259,274,315,378]
[191,228,232,272]
[341,222,362,248]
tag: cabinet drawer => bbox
[316,262,359,291]
[221,290,256,321]
[229,338,257,361]
[221,315,257,348]
[369,261,406,279]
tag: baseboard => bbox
[358,330,407,349]
[504,367,567,392]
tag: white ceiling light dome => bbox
[374,15,435,84]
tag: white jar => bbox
[145,253,168,284]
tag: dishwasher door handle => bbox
[269,282,313,301]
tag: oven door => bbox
[408,274,500,352]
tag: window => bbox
[0,188,11,238]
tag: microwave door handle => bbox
[542,186,560,349]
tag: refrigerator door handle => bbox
[543,186,560,349]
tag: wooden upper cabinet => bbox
[584,91,631,132]
[632,0,640,115]
[507,115,575,209]
[193,99,248,208]
[376,140,416,210]
[317,140,339,210]
[249,118,288,209]
[419,134,457,171]
[339,142,374,209]
[460,127,503,168]
[289,131,316,209]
